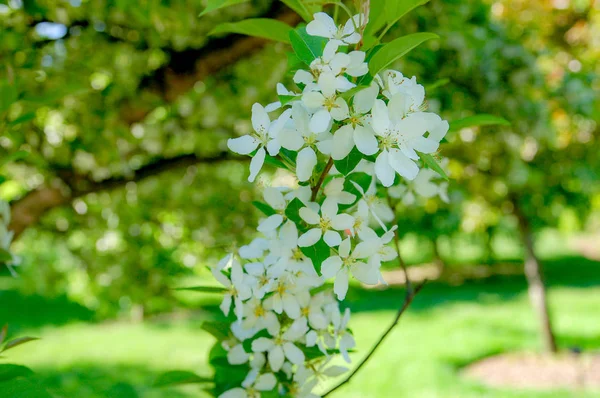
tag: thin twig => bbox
[322,281,427,397]
[311,158,334,201]
[386,192,412,293]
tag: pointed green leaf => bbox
[281,0,315,23]
[368,32,439,77]
[289,27,328,65]
[1,337,38,353]
[252,201,277,216]
[419,153,449,180]
[449,114,511,131]
[209,19,292,44]
[200,0,248,16]
[278,94,298,107]
[333,147,364,175]
[285,197,307,226]
[154,370,212,387]
[385,0,430,26]
[201,321,230,341]
[300,238,331,269]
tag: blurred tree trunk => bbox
[513,202,558,354]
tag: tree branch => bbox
[121,8,301,124]
[311,158,334,201]
[322,281,427,397]
[386,192,412,292]
[9,152,239,239]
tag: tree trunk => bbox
[514,203,558,354]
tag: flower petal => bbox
[310,109,332,133]
[296,147,317,182]
[251,103,270,134]
[353,125,378,156]
[268,345,285,372]
[227,135,259,155]
[333,269,350,300]
[283,342,305,365]
[389,148,419,180]
[248,147,266,182]
[320,256,342,278]
[299,207,320,225]
[375,150,395,187]
[298,228,322,247]
[323,230,342,247]
[331,125,355,160]
[257,214,284,233]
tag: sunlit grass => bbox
[6,255,600,398]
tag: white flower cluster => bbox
[218,11,450,398]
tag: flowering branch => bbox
[322,280,426,397]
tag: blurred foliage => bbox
[0,0,598,317]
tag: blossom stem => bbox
[322,281,426,397]
[311,157,334,201]
[386,192,412,293]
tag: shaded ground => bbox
[464,353,600,390]
[2,254,600,397]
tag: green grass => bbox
[2,255,600,398]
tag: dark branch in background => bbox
[122,7,301,124]
[9,152,240,239]
[10,5,302,237]
[322,281,427,397]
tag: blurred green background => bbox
[1,0,599,397]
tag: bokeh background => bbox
[1,0,599,397]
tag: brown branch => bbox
[322,281,427,397]
[121,8,302,125]
[311,158,334,201]
[9,152,239,239]
[386,192,412,293]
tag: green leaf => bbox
[201,321,230,341]
[281,0,314,22]
[368,32,439,77]
[173,286,226,293]
[252,201,276,216]
[8,112,35,126]
[285,197,307,226]
[1,337,38,353]
[419,153,449,180]
[209,19,292,44]
[278,94,297,107]
[199,0,248,16]
[0,365,33,382]
[449,114,511,131]
[300,238,331,269]
[333,147,363,175]
[154,370,212,387]
[0,378,53,398]
[344,172,372,199]
[385,0,430,26]
[289,27,328,66]
[0,80,18,113]
[363,0,387,36]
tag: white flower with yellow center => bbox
[298,198,354,248]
